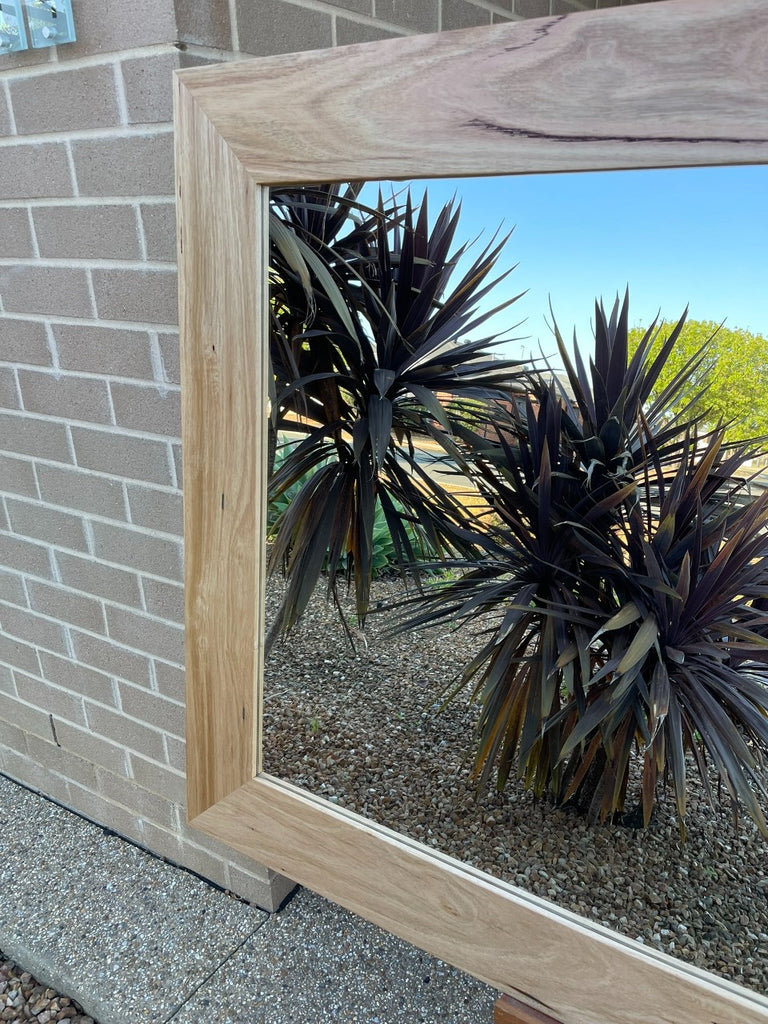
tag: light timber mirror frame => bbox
[174,3,768,1021]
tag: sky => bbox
[362,166,768,366]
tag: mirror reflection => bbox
[263,169,768,995]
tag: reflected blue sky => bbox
[361,166,768,363]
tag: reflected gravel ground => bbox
[264,577,768,995]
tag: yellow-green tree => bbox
[628,320,768,440]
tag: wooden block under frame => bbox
[174,3,768,1022]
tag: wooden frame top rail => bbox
[174,2,768,1022]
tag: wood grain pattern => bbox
[175,0,767,185]
[495,994,564,1024]
[175,1,768,1020]
[175,80,268,817]
[191,775,768,1024]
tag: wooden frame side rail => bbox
[174,3,768,1022]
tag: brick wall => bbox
[0,0,659,911]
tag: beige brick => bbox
[39,650,117,706]
[32,203,141,261]
[0,411,71,462]
[158,333,179,385]
[229,864,296,911]
[127,484,182,535]
[57,0,177,61]
[0,531,52,580]
[0,452,33,499]
[175,0,232,48]
[0,716,27,753]
[442,0,492,26]
[72,133,175,198]
[0,366,18,409]
[0,265,93,318]
[376,0,438,30]
[121,52,180,125]
[0,142,74,199]
[6,497,88,551]
[91,520,182,582]
[92,267,178,326]
[0,601,69,654]
[140,202,176,262]
[236,0,333,56]
[514,0,550,14]
[129,752,186,805]
[53,323,154,381]
[111,382,181,438]
[0,82,10,135]
[336,19,402,43]
[18,369,112,425]
[2,207,35,258]
[14,670,87,727]
[10,64,120,135]
[55,550,142,607]
[86,700,166,761]
[25,732,99,790]
[36,463,126,520]
[107,604,184,664]
[0,631,39,674]
[0,688,53,739]
[54,717,129,774]
[327,0,373,10]
[65,783,144,841]
[70,628,152,687]
[141,577,183,623]
[27,579,106,634]
[71,425,173,485]
[0,662,14,693]
[0,565,26,606]
[119,681,184,738]
[0,318,51,366]
[154,660,185,703]
[1,750,73,805]
[97,767,177,828]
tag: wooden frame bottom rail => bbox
[175,3,768,1022]
[495,995,564,1024]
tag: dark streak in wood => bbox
[463,119,768,147]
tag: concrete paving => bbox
[0,774,497,1023]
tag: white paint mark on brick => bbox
[148,656,158,693]
[113,61,130,127]
[64,624,76,661]
[82,517,96,557]
[2,78,17,135]
[43,322,62,379]
[122,481,132,524]
[166,442,178,490]
[12,368,24,411]
[149,333,169,398]
[64,423,77,465]
[64,139,80,197]
[48,546,62,584]
[26,207,40,258]
[134,203,149,262]
[228,0,240,52]
[85,268,98,319]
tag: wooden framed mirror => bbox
[174,3,768,1021]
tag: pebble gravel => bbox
[264,576,768,996]
[0,955,96,1024]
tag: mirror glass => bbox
[263,166,768,995]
